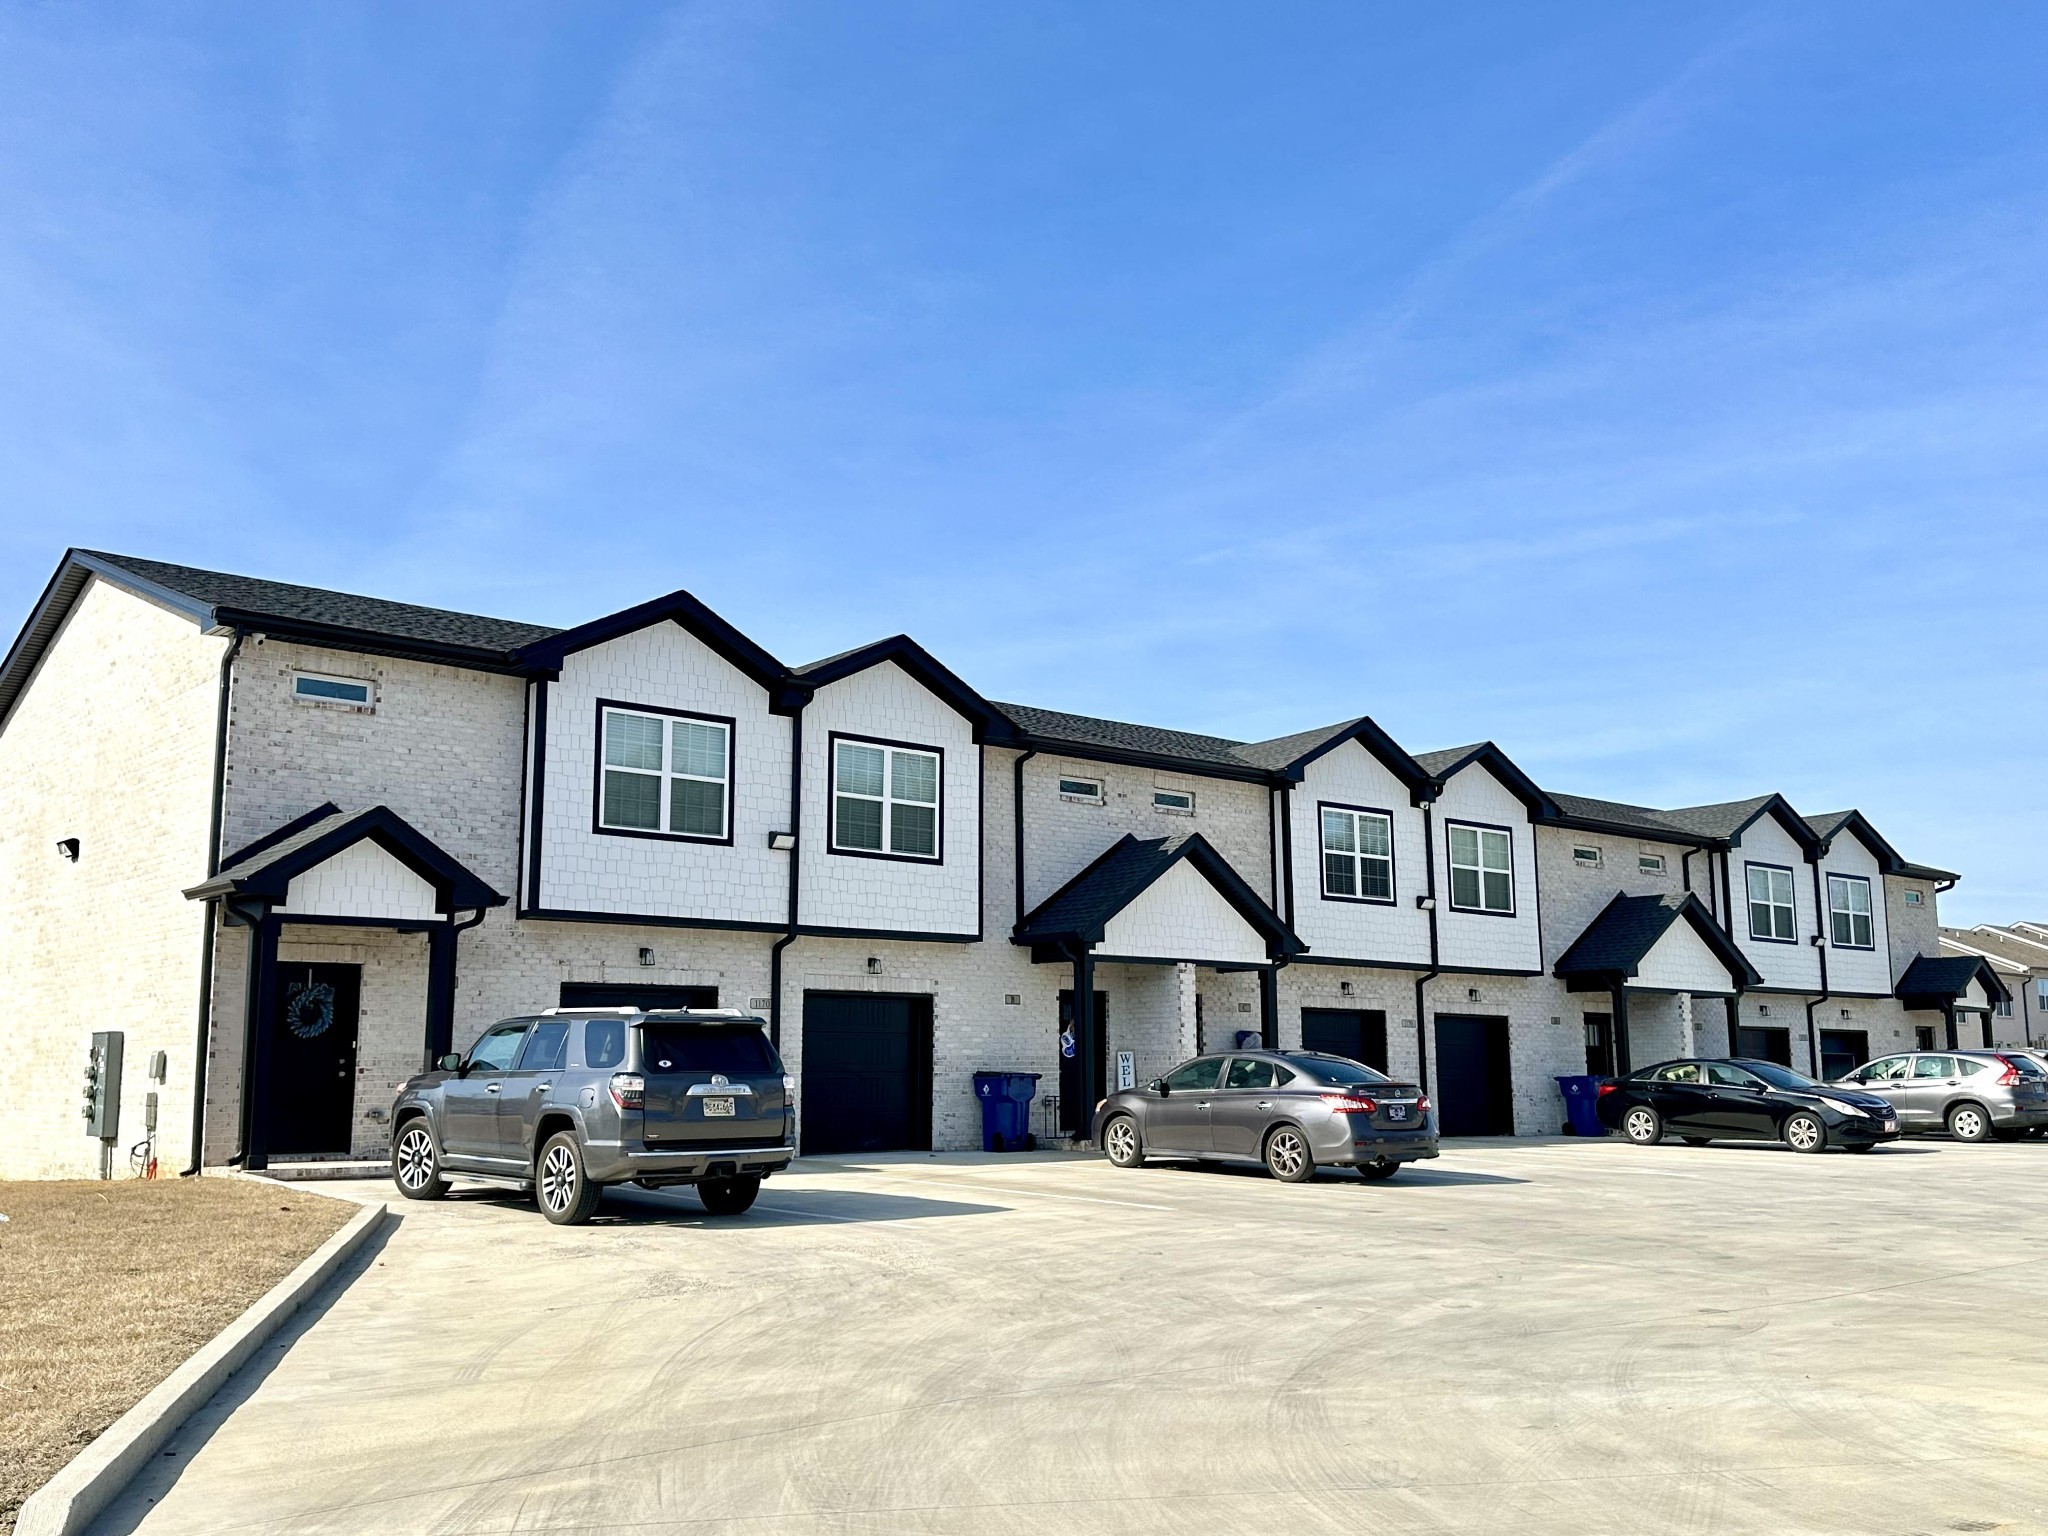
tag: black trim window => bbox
[833,736,941,860]
[1448,822,1513,914]
[1745,863,1796,942]
[599,704,731,841]
[1320,804,1394,903]
[1826,873,1874,948]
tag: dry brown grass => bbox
[0,1176,353,1533]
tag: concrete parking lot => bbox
[96,1137,2048,1536]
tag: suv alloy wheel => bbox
[536,1131,603,1225]
[391,1120,449,1200]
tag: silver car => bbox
[1830,1049,2048,1142]
[1091,1049,1439,1182]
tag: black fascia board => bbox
[1428,742,1559,818]
[1000,732,1279,784]
[1012,833,1150,943]
[1539,808,1714,847]
[510,589,788,694]
[1897,860,1960,883]
[1014,831,1303,959]
[797,635,1014,742]
[1729,793,1827,858]
[191,806,506,913]
[207,608,529,674]
[1274,717,1434,799]
[218,802,342,871]
[1810,809,1909,874]
[1553,891,1762,989]
[1897,954,2011,1009]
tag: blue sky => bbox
[2,3,2043,920]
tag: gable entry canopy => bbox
[184,804,506,1170]
[1014,833,1304,1124]
[1553,892,1762,1075]
[1897,954,2012,1050]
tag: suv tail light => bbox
[609,1072,646,1111]
[1992,1058,2021,1086]
[1320,1092,1377,1114]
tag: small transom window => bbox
[293,672,373,708]
[1638,852,1666,874]
[599,706,730,841]
[1572,846,1602,868]
[1153,789,1195,815]
[1903,889,1924,905]
[833,738,941,860]
[1058,777,1104,804]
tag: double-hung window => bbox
[833,737,941,860]
[1320,805,1394,902]
[598,705,731,841]
[1827,874,1874,948]
[1746,863,1797,942]
[1447,823,1513,914]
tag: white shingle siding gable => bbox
[533,621,788,927]
[1815,834,1890,995]
[1633,920,1739,994]
[1288,743,1429,964]
[1098,860,1269,966]
[1725,816,1821,991]
[1431,764,1542,973]
[799,660,979,936]
[276,840,439,921]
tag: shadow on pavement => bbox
[605,1183,1007,1226]
[1154,1159,1526,1187]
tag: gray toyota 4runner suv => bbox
[389,1008,795,1224]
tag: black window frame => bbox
[1743,860,1799,945]
[828,730,946,865]
[1317,801,1397,906]
[1445,818,1516,917]
[1825,872,1875,950]
[591,698,737,848]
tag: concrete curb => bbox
[14,1197,391,1536]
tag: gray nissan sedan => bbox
[1092,1050,1439,1181]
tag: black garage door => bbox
[1301,1008,1388,1072]
[1737,1026,1792,1067]
[1433,1015,1514,1136]
[801,993,932,1155]
[560,983,718,1009]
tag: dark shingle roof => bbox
[83,551,558,655]
[1655,796,1780,840]
[184,804,505,911]
[1413,744,1487,776]
[1230,719,1367,772]
[1013,832,1301,956]
[1552,892,1759,986]
[1897,954,2008,1005]
[1547,792,1692,839]
[993,702,1250,769]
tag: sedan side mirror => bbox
[438,1053,464,1074]
[1148,1078,1169,1095]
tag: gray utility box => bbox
[83,1030,123,1140]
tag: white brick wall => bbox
[0,579,224,1180]
[1534,824,1694,969]
[1885,873,1940,981]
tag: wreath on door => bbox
[285,980,336,1040]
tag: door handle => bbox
[1196,1101,1211,1109]
[484,1084,501,1095]
[1257,1100,1273,1110]
[537,1083,551,1092]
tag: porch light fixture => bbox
[55,837,80,862]
[638,947,655,967]
[1339,981,1354,996]
[866,957,881,974]
[1415,895,1435,910]
[768,831,796,851]
[1467,987,1480,1002]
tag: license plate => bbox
[1386,1103,1409,1121]
[1882,1120,1898,1133]
[702,1097,735,1118]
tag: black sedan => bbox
[1594,1057,1901,1153]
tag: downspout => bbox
[1012,747,1037,925]
[1277,783,1295,928]
[182,628,244,1176]
[770,702,805,1051]
[1805,859,1830,1078]
[1718,849,1735,937]
[1681,846,1698,901]
[1414,792,1440,1092]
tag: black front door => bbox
[559,983,718,1009]
[801,992,932,1155]
[1057,991,1109,1137]
[1581,1013,1615,1077]
[1433,1015,1514,1136]
[1818,1029,1869,1081]
[268,962,360,1157]
[1736,1026,1792,1066]
[1301,1008,1388,1072]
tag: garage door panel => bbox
[801,993,932,1155]
[1434,1014,1513,1137]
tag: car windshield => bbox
[1290,1055,1391,1086]
[639,1025,777,1075]
[1741,1060,1820,1090]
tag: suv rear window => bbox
[640,1025,777,1075]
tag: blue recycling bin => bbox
[973,1071,1041,1152]
[1555,1074,1608,1137]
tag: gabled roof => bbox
[1659,793,1824,855]
[511,589,787,695]
[1945,926,2048,967]
[1896,954,2011,1010]
[992,701,1267,779]
[1553,892,1761,988]
[1233,716,1434,798]
[1801,808,1954,878]
[1543,792,1701,844]
[1013,833,1302,959]
[4,550,560,727]
[1413,741,1558,818]
[796,635,1012,739]
[1938,936,2030,975]
[184,805,506,913]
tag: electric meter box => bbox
[83,1031,123,1140]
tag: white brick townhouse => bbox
[0,550,2007,1178]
